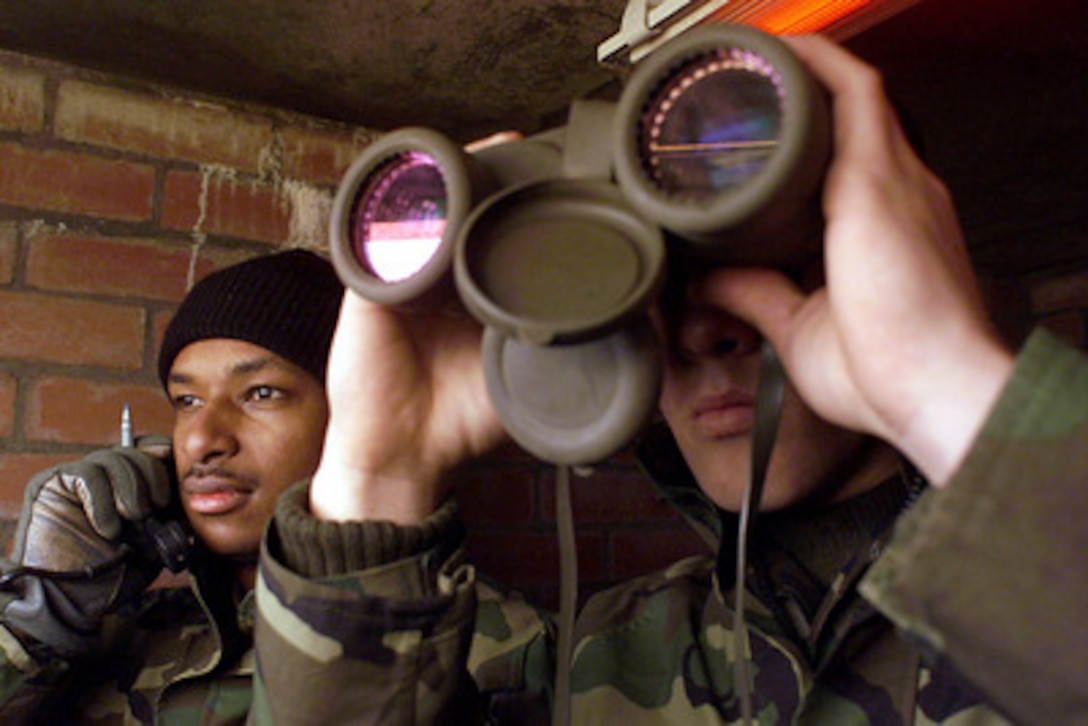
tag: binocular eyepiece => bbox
[329,25,829,465]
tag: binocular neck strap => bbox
[549,342,786,726]
[734,341,786,725]
[554,463,578,726]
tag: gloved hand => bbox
[1,438,179,657]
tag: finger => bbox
[85,449,153,520]
[464,130,523,153]
[120,448,174,510]
[135,433,173,459]
[781,34,928,200]
[66,464,124,540]
[780,35,896,145]
[779,35,871,99]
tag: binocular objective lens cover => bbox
[455,179,665,345]
[482,319,662,465]
[351,151,447,283]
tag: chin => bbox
[190,522,260,562]
[679,440,750,512]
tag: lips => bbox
[692,391,756,438]
[182,473,255,516]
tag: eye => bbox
[246,385,284,403]
[171,393,202,412]
[729,333,763,357]
[712,338,740,357]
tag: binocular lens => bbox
[350,151,448,282]
[639,48,783,199]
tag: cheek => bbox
[171,422,193,478]
[772,389,850,461]
[658,366,694,422]
[760,394,869,505]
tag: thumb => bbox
[693,267,810,356]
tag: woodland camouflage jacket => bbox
[1,329,1086,723]
[0,557,256,723]
[253,329,1088,724]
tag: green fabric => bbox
[250,329,1088,723]
[861,329,1088,724]
[0,562,254,724]
[6,328,1084,724]
[272,479,458,577]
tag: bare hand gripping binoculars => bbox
[329,25,829,465]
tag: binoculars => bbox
[329,25,829,465]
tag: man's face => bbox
[167,338,329,561]
[657,304,883,512]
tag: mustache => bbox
[181,464,258,489]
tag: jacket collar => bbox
[635,421,731,551]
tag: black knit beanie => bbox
[158,249,344,388]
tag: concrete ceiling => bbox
[0,0,630,141]
[0,0,1086,280]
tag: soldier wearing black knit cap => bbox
[0,249,343,722]
[156,249,343,584]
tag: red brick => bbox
[152,307,177,362]
[161,170,291,244]
[541,466,675,525]
[0,221,15,284]
[611,526,712,580]
[26,233,216,302]
[0,142,154,221]
[0,290,144,368]
[453,464,536,524]
[1030,270,1088,315]
[27,377,173,445]
[0,452,77,518]
[280,125,372,185]
[0,371,15,438]
[465,530,606,588]
[56,80,273,172]
[0,65,45,133]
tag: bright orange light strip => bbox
[708,0,880,35]
[600,0,920,66]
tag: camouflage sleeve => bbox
[249,480,482,725]
[861,328,1088,723]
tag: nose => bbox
[176,401,239,469]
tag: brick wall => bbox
[2,48,1086,612]
[0,49,367,520]
[0,49,706,608]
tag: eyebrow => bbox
[167,354,285,386]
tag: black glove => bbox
[1,439,180,657]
